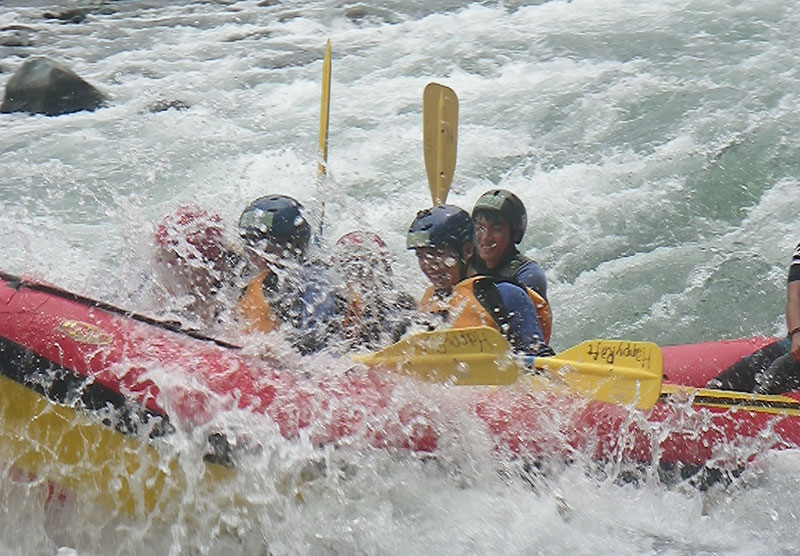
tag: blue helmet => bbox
[238,195,311,252]
[407,205,473,251]
[472,189,527,244]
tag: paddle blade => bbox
[423,83,458,205]
[354,327,518,385]
[529,340,663,410]
[317,39,332,180]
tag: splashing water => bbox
[2,0,800,554]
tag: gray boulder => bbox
[0,57,107,116]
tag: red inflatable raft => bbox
[2,271,800,514]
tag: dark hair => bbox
[472,209,504,226]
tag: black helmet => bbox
[238,195,311,252]
[472,189,527,244]
[407,205,473,251]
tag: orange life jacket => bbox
[420,276,552,343]
[419,276,501,330]
[238,270,280,334]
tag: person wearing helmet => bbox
[238,194,344,354]
[407,205,552,355]
[472,189,552,342]
[331,231,416,349]
[150,204,242,332]
[238,194,312,262]
[472,189,548,300]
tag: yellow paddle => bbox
[317,39,332,180]
[659,384,800,416]
[354,326,663,409]
[354,326,800,414]
[422,83,458,205]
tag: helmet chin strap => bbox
[513,224,525,245]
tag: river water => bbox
[1,0,799,554]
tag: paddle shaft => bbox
[660,384,800,416]
[518,354,661,380]
[317,39,332,180]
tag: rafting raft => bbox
[2,270,800,516]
